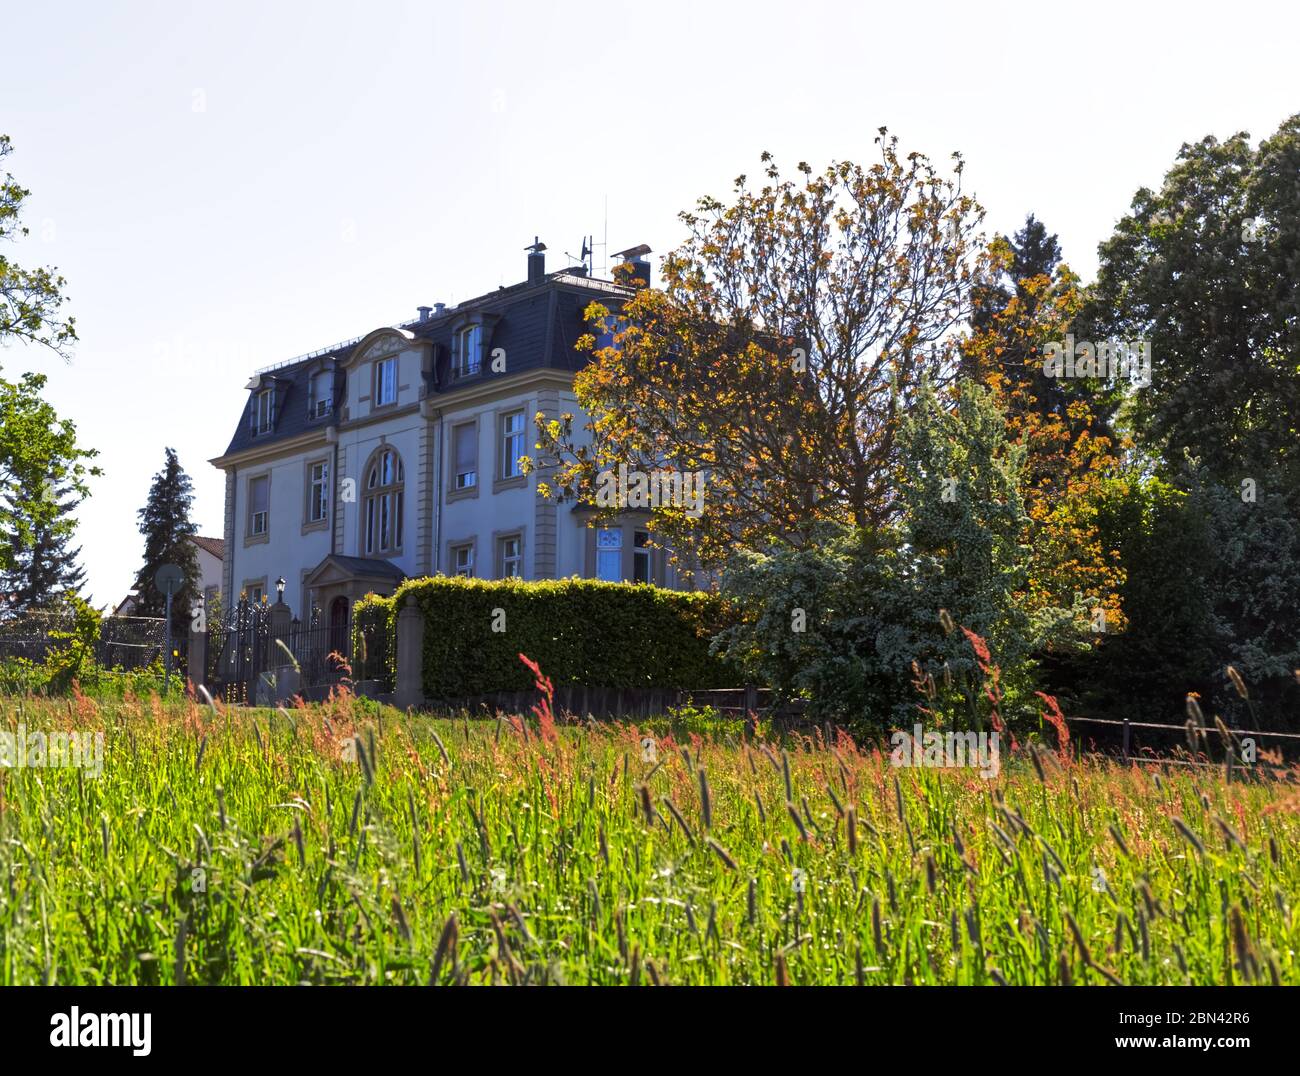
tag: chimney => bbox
[417,305,432,322]
[434,302,446,316]
[526,237,547,284]
[613,244,652,288]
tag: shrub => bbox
[1057,467,1300,729]
[717,382,1091,733]
[356,576,739,699]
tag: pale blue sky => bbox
[1,0,1295,607]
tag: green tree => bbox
[884,379,1087,715]
[1084,114,1300,482]
[0,373,97,584]
[0,137,97,588]
[1,135,76,358]
[717,380,1086,731]
[132,448,199,634]
[2,473,86,609]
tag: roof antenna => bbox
[565,236,595,276]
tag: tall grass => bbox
[0,686,1296,985]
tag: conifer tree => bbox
[2,475,86,609]
[131,448,199,634]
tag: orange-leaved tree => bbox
[961,218,1127,635]
[527,132,995,570]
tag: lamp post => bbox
[276,577,286,602]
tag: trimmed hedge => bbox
[355,576,739,699]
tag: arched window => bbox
[363,447,404,554]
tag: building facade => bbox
[209,243,683,639]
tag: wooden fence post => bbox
[1121,718,1131,761]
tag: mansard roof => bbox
[217,270,631,461]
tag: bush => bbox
[1057,467,1300,729]
[716,382,1091,733]
[0,655,181,700]
[356,576,740,699]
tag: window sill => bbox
[301,518,330,535]
[447,484,479,502]
[493,474,528,494]
[243,532,270,548]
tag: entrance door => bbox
[328,597,349,657]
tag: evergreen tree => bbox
[132,448,199,634]
[969,213,1061,338]
[2,475,86,608]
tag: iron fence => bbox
[0,610,172,673]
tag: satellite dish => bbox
[154,563,184,596]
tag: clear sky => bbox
[1,0,1295,608]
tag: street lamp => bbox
[276,577,286,602]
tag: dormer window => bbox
[309,370,333,419]
[454,325,482,378]
[374,356,397,406]
[252,389,274,435]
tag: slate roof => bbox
[317,555,406,580]
[217,270,632,461]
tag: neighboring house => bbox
[113,535,225,616]
[192,536,224,613]
[209,242,688,641]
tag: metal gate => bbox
[205,599,271,705]
[203,599,353,704]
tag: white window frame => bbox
[248,475,269,536]
[452,421,477,491]
[307,460,329,524]
[498,533,523,578]
[363,448,404,555]
[310,371,333,418]
[374,357,397,407]
[452,542,474,577]
[254,389,274,434]
[454,325,482,378]
[500,410,526,480]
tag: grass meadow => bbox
[0,686,1296,986]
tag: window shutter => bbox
[455,424,476,470]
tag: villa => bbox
[209,241,689,645]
